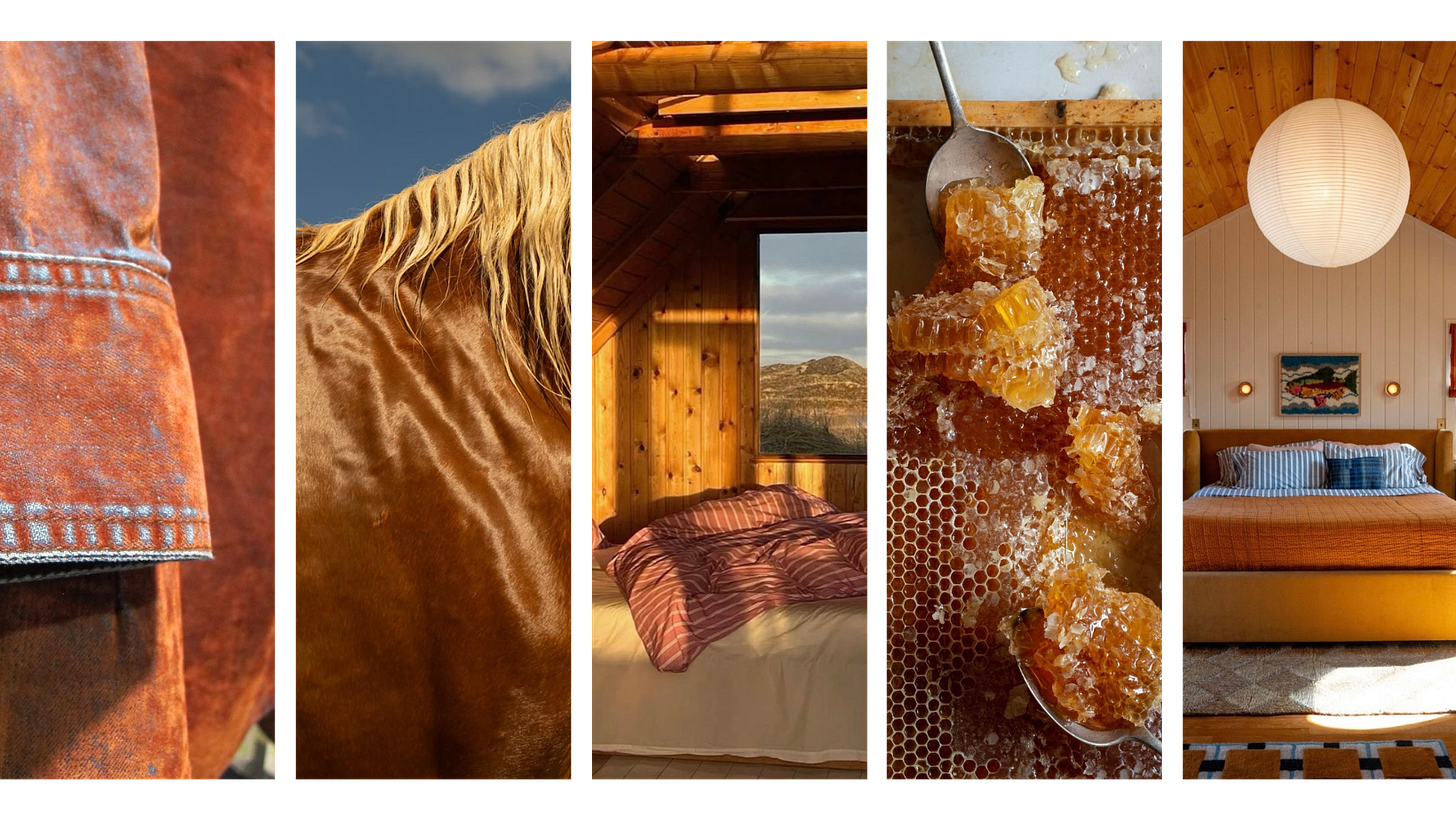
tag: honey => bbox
[887,126,1161,778]
[891,277,1068,411]
[939,175,1046,280]
[1065,405,1153,537]
[1014,564,1162,732]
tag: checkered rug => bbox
[1185,643,1456,715]
[1184,740,1454,779]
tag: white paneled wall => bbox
[1184,206,1456,431]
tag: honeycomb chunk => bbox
[891,278,1066,412]
[1064,405,1151,535]
[1013,564,1161,731]
[940,175,1046,279]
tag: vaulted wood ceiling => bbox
[592,41,868,352]
[1185,41,1456,236]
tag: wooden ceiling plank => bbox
[1185,47,1244,209]
[592,188,690,295]
[1199,43,1255,190]
[1225,43,1267,156]
[625,118,868,155]
[593,42,868,96]
[723,189,867,222]
[1401,41,1456,149]
[1183,93,1233,216]
[592,197,736,352]
[1410,58,1456,168]
[1247,41,1281,131]
[593,155,637,206]
[1293,41,1316,104]
[1367,42,1404,117]
[1335,41,1358,100]
[1410,131,1456,215]
[1270,42,1298,112]
[1418,156,1456,225]
[594,97,647,134]
[684,153,867,192]
[1313,41,1339,98]
[656,89,867,117]
[1384,47,1426,133]
[1351,41,1382,104]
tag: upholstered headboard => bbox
[1183,428,1456,499]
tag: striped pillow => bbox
[1327,457,1387,490]
[1232,448,1328,490]
[1215,441,1322,485]
[1323,442,1427,488]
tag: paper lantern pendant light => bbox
[1247,98,1410,268]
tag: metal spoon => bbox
[1012,608,1162,753]
[924,41,1034,235]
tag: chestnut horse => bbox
[295,109,571,778]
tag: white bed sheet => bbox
[592,567,867,764]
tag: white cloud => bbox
[346,42,570,104]
[297,101,348,138]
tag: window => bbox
[758,232,867,456]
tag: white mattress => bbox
[592,567,867,763]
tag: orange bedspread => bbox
[1184,493,1456,571]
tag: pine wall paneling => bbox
[592,227,867,542]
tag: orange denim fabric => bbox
[145,41,276,779]
[0,41,211,580]
[0,41,205,778]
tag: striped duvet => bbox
[605,485,867,672]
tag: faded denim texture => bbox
[0,42,274,779]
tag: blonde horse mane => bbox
[297,107,571,414]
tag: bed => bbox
[1183,428,1456,642]
[592,486,867,764]
[593,567,866,763]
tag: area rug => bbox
[1184,740,1454,779]
[1184,643,1456,715]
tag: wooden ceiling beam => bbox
[592,186,689,294]
[625,118,867,156]
[593,41,867,96]
[656,89,867,117]
[684,154,866,192]
[724,189,867,222]
[593,154,637,205]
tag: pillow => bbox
[625,484,838,545]
[1327,456,1387,490]
[1232,448,1328,490]
[1215,441,1322,485]
[1323,442,1427,488]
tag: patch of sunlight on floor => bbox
[1306,714,1446,732]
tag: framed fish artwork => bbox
[1279,354,1360,415]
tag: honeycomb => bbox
[1065,405,1153,537]
[939,175,1046,280]
[892,277,1068,411]
[1011,564,1162,732]
[887,126,1162,779]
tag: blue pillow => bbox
[1323,442,1427,488]
[1327,456,1386,490]
[1233,448,1328,490]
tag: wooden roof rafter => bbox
[593,41,868,96]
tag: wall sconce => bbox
[1385,381,1401,397]
[1238,381,1254,397]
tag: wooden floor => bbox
[1185,713,1456,748]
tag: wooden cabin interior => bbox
[592,42,869,543]
[585,38,867,780]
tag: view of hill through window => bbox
[759,232,867,456]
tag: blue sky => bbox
[297,42,570,226]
